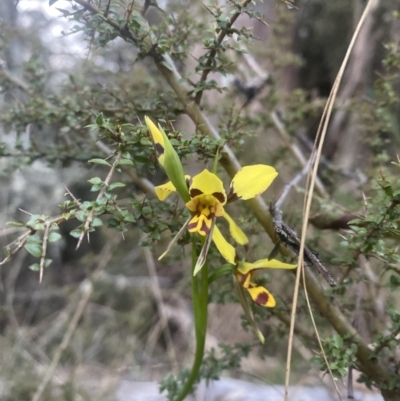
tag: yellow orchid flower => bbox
[154,166,278,275]
[235,258,296,307]
[145,116,278,275]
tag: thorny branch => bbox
[76,151,122,249]
[0,229,34,266]
[194,0,252,105]
[338,198,400,284]
[269,204,337,287]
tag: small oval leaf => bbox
[48,232,62,242]
[25,243,43,258]
[88,159,112,167]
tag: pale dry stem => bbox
[284,1,380,400]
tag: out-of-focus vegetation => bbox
[1,0,400,400]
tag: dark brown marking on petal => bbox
[255,291,269,306]
[188,221,198,231]
[155,143,164,157]
[227,193,240,203]
[212,192,226,204]
[200,220,210,234]
[190,188,203,198]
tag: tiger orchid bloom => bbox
[235,258,297,307]
[145,116,278,275]
[155,166,277,275]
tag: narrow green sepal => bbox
[157,124,190,203]
[234,277,265,343]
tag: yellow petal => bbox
[212,225,235,264]
[155,181,177,201]
[155,175,191,201]
[247,285,276,307]
[145,116,165,166]
[238,259,297,275]
[223,213,248,245]
[230,165,278,201]
[190,170,226,204]
[251,258,297,270]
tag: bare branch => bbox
[194,0,252,105]
[39,221,51,283]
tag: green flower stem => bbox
[175,236,208,401]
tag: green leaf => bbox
[96,112,104,126]
[29,263,40,271]
[63,213,72,220]
[91,217,103,227]
[139,137,152,146]
[332,334,343,349]
[48,232,62,242]
[44,258,53,267]
[25,243,43,258]
[90,184,102,192]
[27,235,42,244]
[6,221,25,227]
[117,159,134,166]
[133,155,151,164]
[88,159,111,167]
[108,182,126,191]
[70,229,83,238]
[88,177,103,185]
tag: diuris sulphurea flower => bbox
[145,116,278,274]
